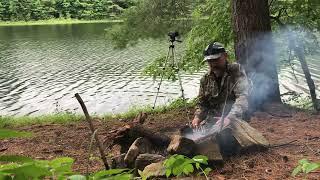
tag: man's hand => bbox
[192,117,202,128]
[215,117,231,129]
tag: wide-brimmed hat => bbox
[203,42,226,61]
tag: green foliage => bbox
[92,169,133,179]
[109,0,234,76]
[107,0,195,48]
[0,156,133,179]
[0,129,32,139]
[182,0,234,73]
[143,55,183,81]
[0,128,132,180]
[164,154,212,178]
[292,159,320,178]
[109,0,320,81]
[0,0,136,21]
[0,156,34,163]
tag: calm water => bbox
[0,23,319,116]
[0,23,203,116]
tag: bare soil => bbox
[1,105,320,179]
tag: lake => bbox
[0,23,319,116]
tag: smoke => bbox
[183,123,220,141]
[184,26,320,140]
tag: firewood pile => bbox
[107,113,269,176]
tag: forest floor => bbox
[1,104,320,179]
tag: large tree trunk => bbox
[232,0,281,110]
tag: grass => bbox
[0,113,83,128]
[0,19,123,27]
[103,98,196,120]
[0,98,197,128]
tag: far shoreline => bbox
[0,19,123,27]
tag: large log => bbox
[167,135,196,156]
[135,154,165,171]
[124,137,154,167]
[112,124,171,153]
[107,153,126,169]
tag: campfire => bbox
[107,112,269,176]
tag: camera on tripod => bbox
[168,31,181,42]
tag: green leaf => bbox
[0,163,20,170]
[165,168,171,178]
[0,163,50,179]
[0,155,34,163]
[0,171,12,180]
[182,164,194,175]
[0,129,32,139]
[304,163,320,174]
[204,167,212,175]
[292,165,302,177]
[164,156,177,168]
[49,157,74,176]
[192,155,208,165]
[195,162,200,170]
[112,174,132,180]
[93,169,129,179]
[68,175,87,180]
[172,158,188,176]
[299,159,309,165]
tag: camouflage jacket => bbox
[194,62,249,121]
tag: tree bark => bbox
[232,0,281,109]
[294,46,319,111]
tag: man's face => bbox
[207,53,227,70]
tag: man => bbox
[192,42,250,130]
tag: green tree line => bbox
[0,0,136,21]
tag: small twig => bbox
[305,138,320,156]
[288,49,299,83]
[305,136,320,141]
[270,140,298,148]
[75,93,109,170]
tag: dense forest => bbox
[0,0,136,21]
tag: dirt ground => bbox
[1,105,320,179]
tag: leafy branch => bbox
[164,154,212,179]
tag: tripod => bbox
[153,34,190,123]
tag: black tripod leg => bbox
[153,46,171,109]
[172,47,191,124]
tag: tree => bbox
[0,0,136,21]
[232,0,281,107]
